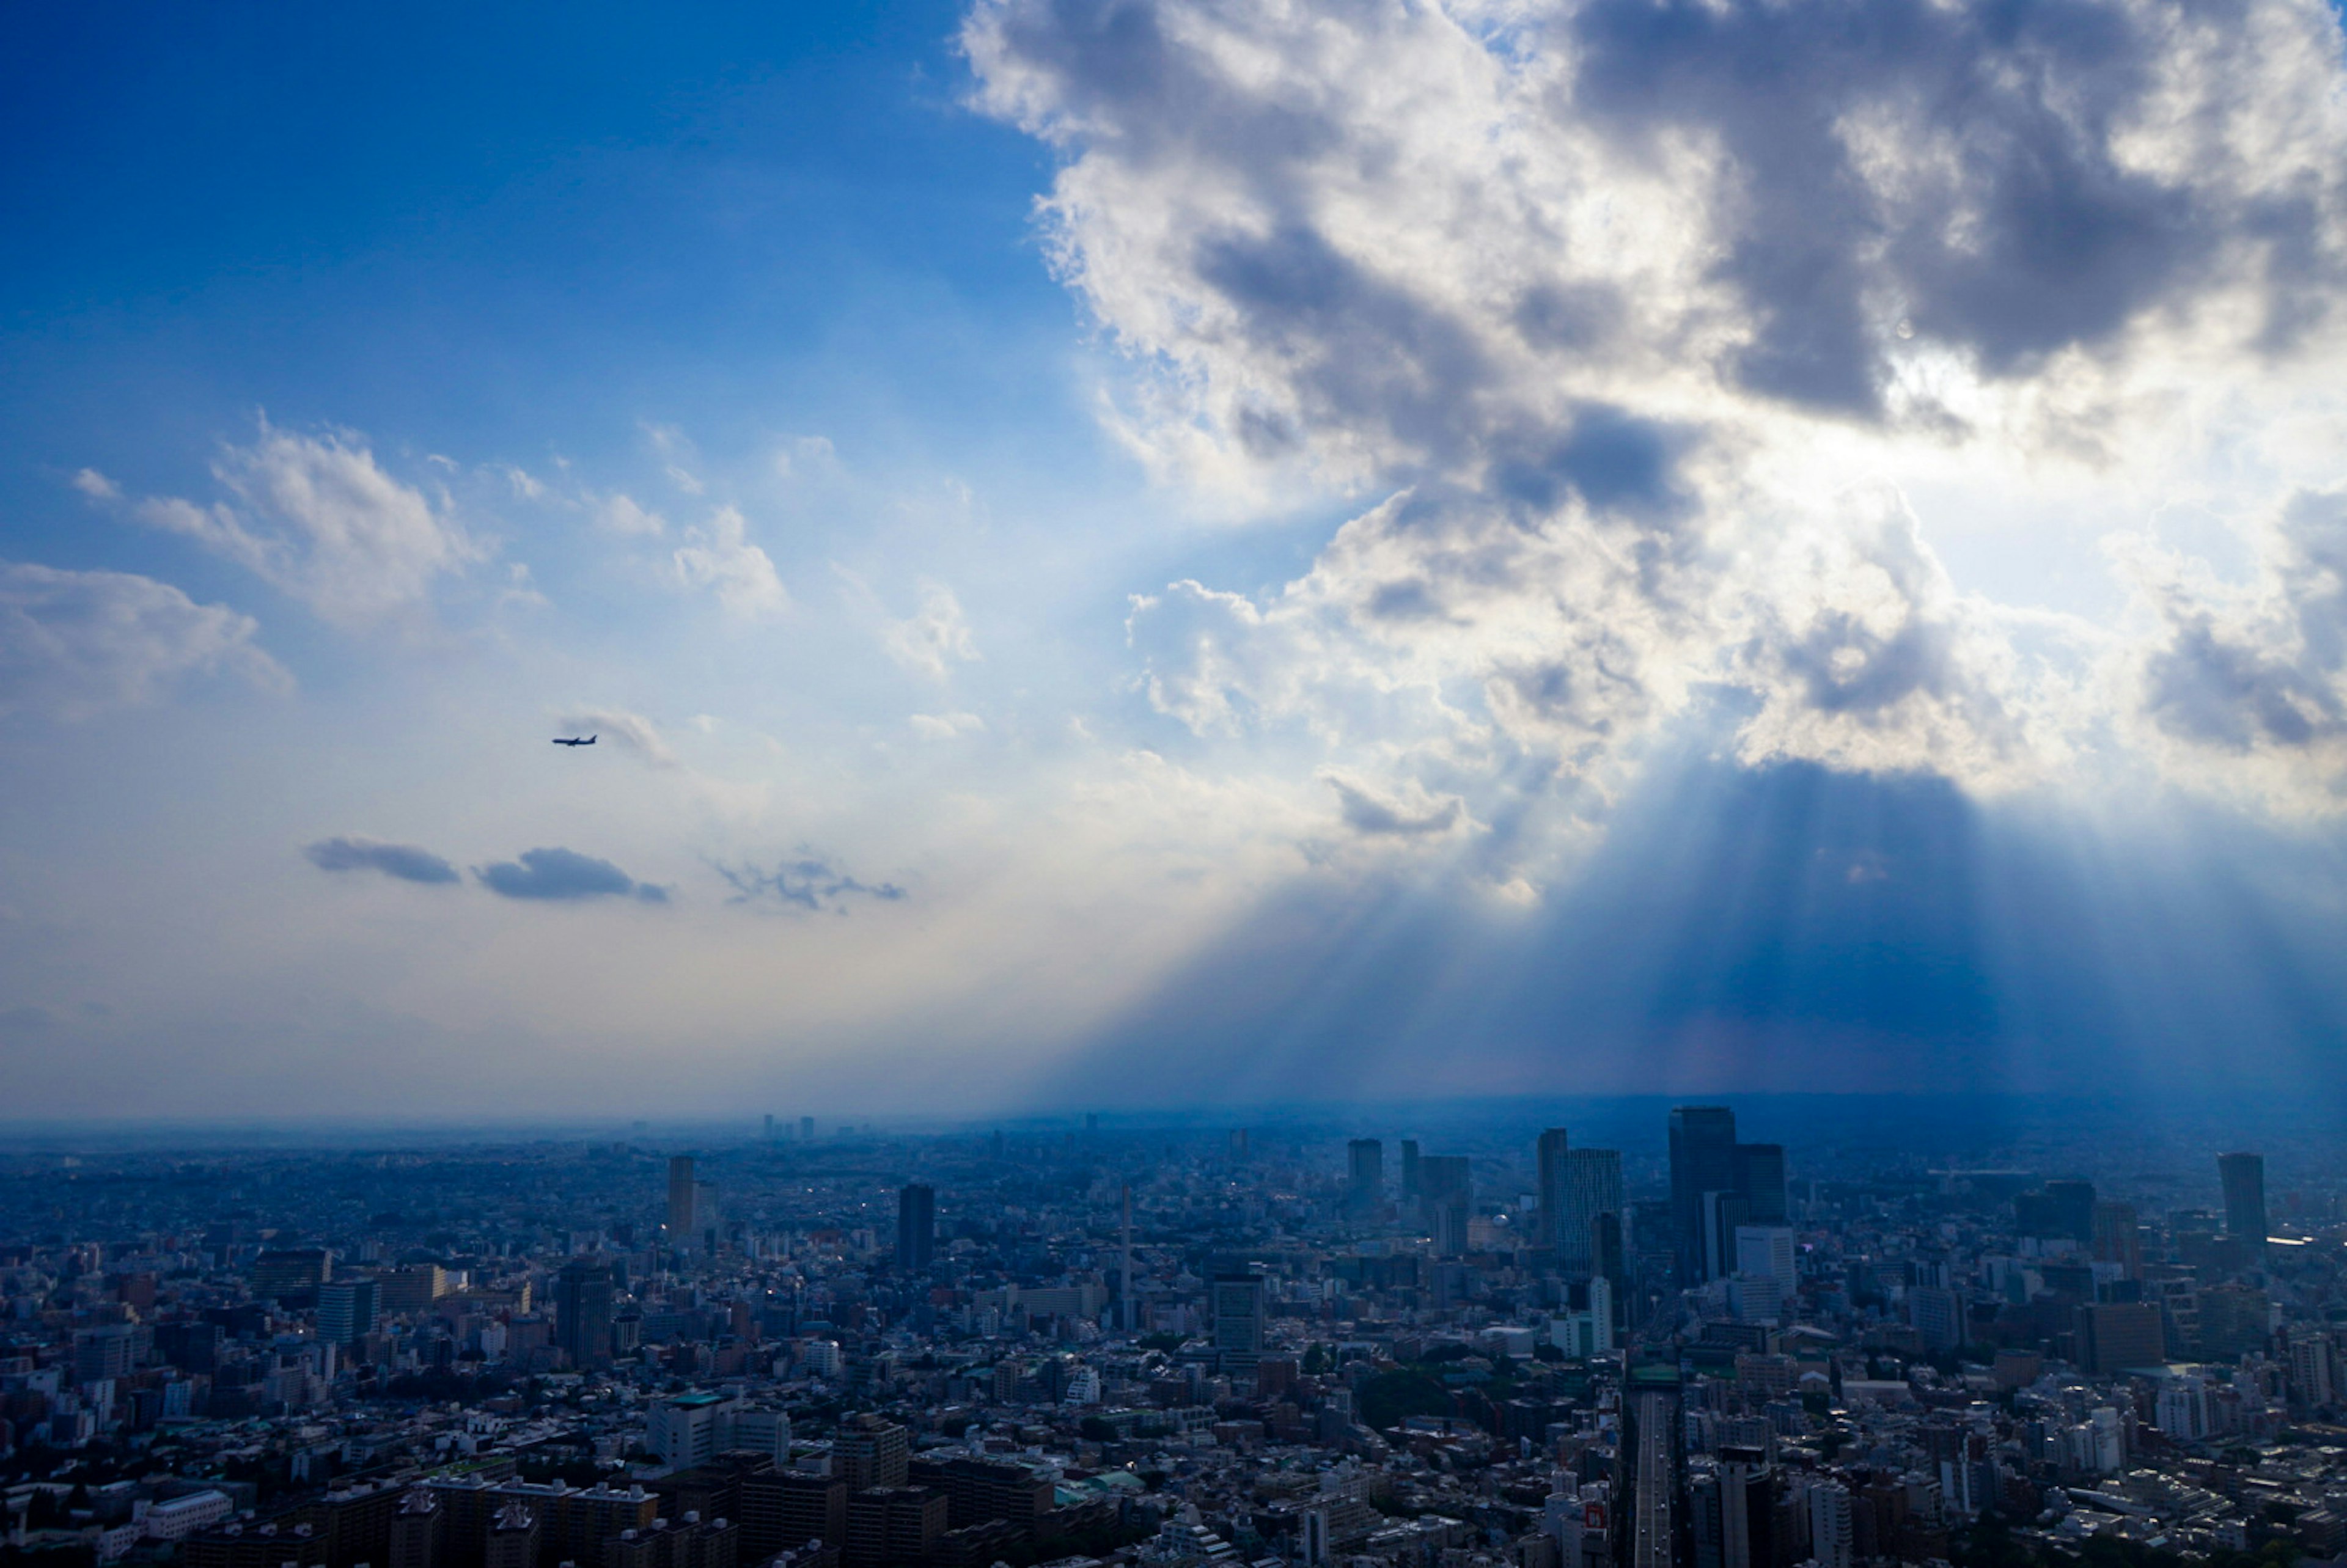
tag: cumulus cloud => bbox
[672,507,788,620]
[881,581,980,678]
[554,708,680,768]
[304,837,461,885]
[108,419,483,629]
[2122,488,2347,807]
[716,853,907,914]
[596,493,666,537]
[0,561,289,720]
[476,847,670,904]
[968,0,2347,822]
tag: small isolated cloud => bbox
[596,493,666,537]
[476,846,669,904]
[114,418,482,629]
[70,469,120,501]
[672,507,788,620]
[773,435,836,480]
[0,561,290,720]
[716,852,906,914]
[304,836,460,884]
[882,581,979,679]
[554,708,678,768]
[1323,773,1463,837]
[910,711,985,739]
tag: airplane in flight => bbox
[552,735,597,747]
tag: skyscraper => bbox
[1561,1148,1625,1276]
[1732,1143,1788,1225]
[1419,1156,1472,1257]
[897,1183,936,1272]
[2045,1179,2098,1245]
[2220,1152,2269,1261]
[1212,1272,1266,1381]
[553,1257,614,1369]
[1346,1139,1383,1218]
[317,1277,379,1348]
[667,1155,697,1239]
[1400,1139,1421,1200]
[1670,1107,1738,1283]
[1536,1128,1570,1248]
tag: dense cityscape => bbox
[1,1104,2344,1568]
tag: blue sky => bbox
[6,0,2347,1119]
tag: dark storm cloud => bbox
[716,854,907,914]
[476,847,669,904]
[1194,222,1494,464]
[1565,0,2309,412]
[304,837,460,885]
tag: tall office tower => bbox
[1401,1140,1422,1199]
[801,1115,816,1141]
[1346,1139,1384,1217]
[1536,1129,1571,1247]
[2044,1179,2098,1244]
[72,1324,135,1382]
[1734,1225,1797,1294]
[389,1489,445,1568]
[1212,1272,1266,1381]
[1808,1481,1853,1568]
[1670,1107,1739,1283]
[2092,1203,2144,1278]
[553,1258,613,1369]
[317,1278,380,1347]
[763,1114,776,1139]
[1592,1211,1627,1325]
[1732,1143,1788,1225]
[666,1155,697,1239]
[1703,1190,1752,1284]
[2082,1301,2167,1375]
[896,1183,936,1272]
[1419,1155,1473,1256]
[835,1416,911,1490]
[1229,1128,1250,1160]
[2220,1153,2269,1261]
[1561,1148,1625,1275]
[1717,1448,1774,1568]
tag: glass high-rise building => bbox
[553,1258,612,1369]
[897,1182,936,1271]
[1536,1129,1570,1248]
[1346,1139,1383,1217]
[1669,1107,1738,1283]
[2219,1152,2268,1261]
[666,1154,697,1239]
[1560,1148,1623,1275]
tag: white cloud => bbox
[969,0,2347,821]
[595,493,667,537]
[910,711,986,739]
[881,581,980,678]
[117,419,483,629]
[0,562,290,720]
[70,469,119,501]
[672,506,789,620]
